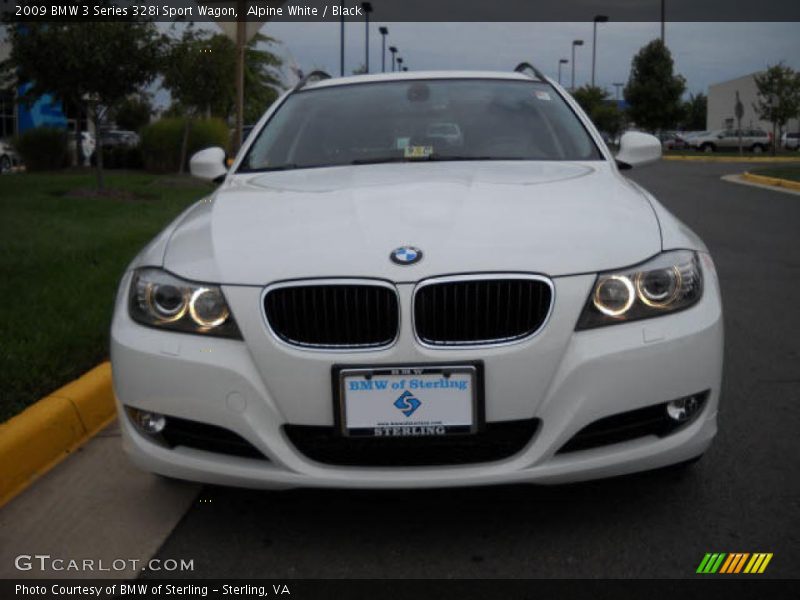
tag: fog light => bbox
[665,395,702,422]
[126,407,166,435]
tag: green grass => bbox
[0,171,212,423]
[749,166,800,182]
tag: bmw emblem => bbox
[390,246,423,265]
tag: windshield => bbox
[240,79,602,172]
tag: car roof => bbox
[303,70,539,91]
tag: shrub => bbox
[12,127,69,171]
[140,117,229,173]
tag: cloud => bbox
[261,21,800,95]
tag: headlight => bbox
[129,268,242,338]
[576,250,703,330]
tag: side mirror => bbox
[615,132,662,169]
[189,147,228,182]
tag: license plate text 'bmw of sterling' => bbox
[112,68,724,489]
[337,365,480,438]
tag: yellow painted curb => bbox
[664,155,800,163]
[742,171,800,191]
[0,362,115,507]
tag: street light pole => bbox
[379,26,388,72]
[558,58,568,86]
[389,46,397,71]
[234,0,246,151]
[396,57,403,72]
[571,39,583,91]
[362,2,372,73]
[661,0,666,43]
[339,2,345,76]
[591,15,608,88]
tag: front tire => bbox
[751,144,765,154]
[700,143,715,153]
[0,155,11,173]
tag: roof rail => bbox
[514,62,547,82]
[293,70,332,92]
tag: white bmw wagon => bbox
[111,67,723,489]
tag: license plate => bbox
[336,364,481,438]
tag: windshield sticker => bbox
[535,91,551,101]
[404,145,434,159]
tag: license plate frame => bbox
[332,361,485,438]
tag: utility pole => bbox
[339,3,345,76]
[571,39,583,91]
[235,0,245,151]
[362,2,372,73]
[735,90,744,156]
[661,0,666,43]
[592,15,608,87]
[558,59,568,86]
[379,26,388,72]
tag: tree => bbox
[624,39,686,132]
[114,96,153,133]
[681,92,707,131]
[162,26,283,171]
[162,27,230,172]
[572,85,624,138]
[3,19,162,189]
[753,63,800,155]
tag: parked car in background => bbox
[100,130,140,148]
[679,131,708,146]
[658,132,688,151]
[691,129,770,153]
[0,139,21,173]
[67,131,96,165]
[782,132,799,150]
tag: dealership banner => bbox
[4,0,800,22]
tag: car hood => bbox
[163,161,662,284]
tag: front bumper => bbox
[111,261,723,489]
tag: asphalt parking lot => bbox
[149,161,800,579]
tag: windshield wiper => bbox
[349,157,408,165]
[425,155,525,162]
[256,164,303,172]
[254,156,528,172]
[350,155,523,165]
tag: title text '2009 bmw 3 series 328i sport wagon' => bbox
[111,66,723,489]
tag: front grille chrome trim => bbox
[260,278,401,352]
[411,273,555,349]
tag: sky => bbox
[263,21,799,94]
[155,21,800,108]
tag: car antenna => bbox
[293,70,332,92]
[513,62,547,82]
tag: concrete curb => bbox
[0,362,116,507]
[664,155,800,163]
[742,171,800,192]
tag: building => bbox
[0,38,89,141]
[707,72,799,134]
